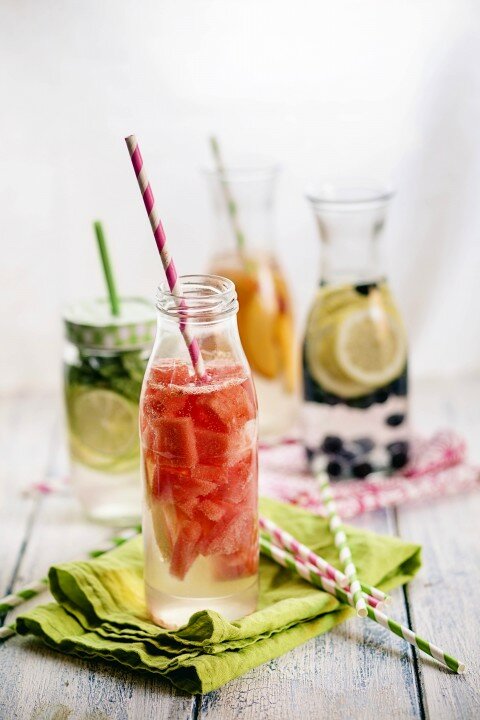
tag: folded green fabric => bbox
[16,499,421,694]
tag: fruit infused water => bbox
[63,298,155,524]
[204,154,297,438]
[211,252,296,436]
[302,185,409,479]
[140,275,259,628]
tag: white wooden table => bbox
[1,380,479,719]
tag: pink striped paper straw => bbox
[259,515,390,604]
[125,134,206,380]
[259,515,348,587]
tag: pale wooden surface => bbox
[1,380,479,719]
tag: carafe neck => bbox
[204,160,279,258]
[307,184,393,285]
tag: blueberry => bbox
[386,440,409,455]
[385,413,405,427]
[327,459,344,478]
[374,388,390,404]
[391,450,409,469]
[352,461,373,479]
[348,393,375,409]
[339,448,356,462]
[305,447,316,464]
[391,374,408,397]
[354,282,377,296]
[386,441,409,469]
[321,435,343,454]
[354,437,374,453]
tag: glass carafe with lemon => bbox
[302,185,408,479]
[204,142,297,438]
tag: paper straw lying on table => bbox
[125,134,206,380]
[260,536,465,674]
[260,536,384,610]
[259,515,390,605]
[0,526,141,642]
[315,468,368,617]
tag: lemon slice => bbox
[306,321,372,398]
[336,307,407,388]
[69,389,139,458]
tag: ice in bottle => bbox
[140,275,259,628]
[302,185,409,479]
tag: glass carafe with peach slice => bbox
[204,151,297,438]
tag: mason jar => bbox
[63,297,156,524]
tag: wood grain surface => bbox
[1,381,479,719]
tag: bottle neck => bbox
[204,162,279,259]
[308,187,392,286]
[156,275,238,325]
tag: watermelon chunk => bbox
[195,421,255,467]
[192,381,256,433]
[213,543,259,580]
[170,521,202,579]
[197,497,230,522]
[202,510,252,556]
[142,384,189,419]
[151,465,189,501]
[192,464,228,486]
[143,416,197,468]
[149,362,192,386]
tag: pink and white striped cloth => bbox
[259,430,479,519]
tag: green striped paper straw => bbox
[260,535,384,610]
[260,536,465,674]
[316,467,367,617]
[94,220,121,317]
[0,525,141,640]
[209,136,247,254]
[259,514,391,605]
[260,530,385,607]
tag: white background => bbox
[1,0,480,392]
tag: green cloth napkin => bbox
[16,499,421,694]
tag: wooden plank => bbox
[397,495,480,719]
[200,509,422,720]
[397,377,480,719]
[0,393,56,596]
[0,394,194,720]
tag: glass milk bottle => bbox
[63,298,155,524]
[302,185,409,479]
[204,160,297,439]
[140,275,259,628]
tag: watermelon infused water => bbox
[141,276,259,628]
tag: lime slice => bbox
[69,389,139,458]
[335,306,407,388]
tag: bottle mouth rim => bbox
[306,180,395,208]
[156,274,239,324]
[202,154,281,183]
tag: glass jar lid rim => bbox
[63,296,156,328]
